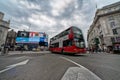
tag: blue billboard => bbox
[16,31,48,44]
[16,37,29,43]
[29,37,40,42]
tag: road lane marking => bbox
[0,59,29,74]
[61,57,83,68]
[61,57,102,80]
[15,56,26,59]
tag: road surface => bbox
[0,51,120,80]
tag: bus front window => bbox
[74,38,85,48]
[72,27,85,48]
[72,27,82,35]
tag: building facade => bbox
[6,29,17,50]
[0,12,10,48]
[87,1,120,52]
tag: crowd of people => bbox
[87,46,113,53]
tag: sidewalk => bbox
[86,51,110,54]
[0,51,50,56]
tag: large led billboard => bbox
[16,31,29,43]
[29,32,40,43]
[16,31,48,44]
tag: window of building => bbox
[116,37,120,42]
[112,29,118,34]
[111,37,115,43]
[0,30,2,41]
[108,16,114,21]
[110,22,116,28]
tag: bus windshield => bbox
[72,27,85,48]
[74,38,85,48]
[72,27,82,35]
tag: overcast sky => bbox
[0,0,120,44]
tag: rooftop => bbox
[102,1,120,10]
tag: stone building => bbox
[0,12,10,48]
[6,29,17,50]
[87,1,120,52]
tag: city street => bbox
[0,51,120,80]
[0,0,120,80]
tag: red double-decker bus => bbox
[49,26,86,54]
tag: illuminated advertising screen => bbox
[29,32,40,43]
[16,31,48,44]
[16,31,29,43]
[16,37,29,43]
[17,31,29,37]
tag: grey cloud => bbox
[0,0,96,42]
[51,0,83,20]
[26,0,52,11]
